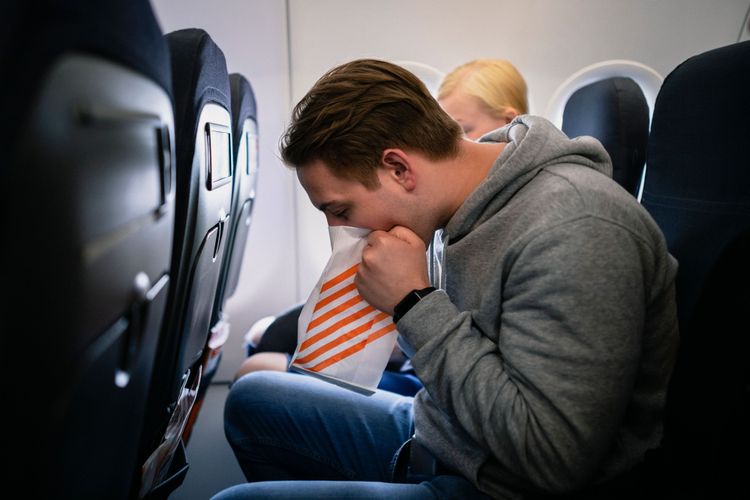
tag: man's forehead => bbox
[297,159,334,190]
[297,161,339,208]
[298,158,384,198]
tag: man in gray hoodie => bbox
[216,59,679,500]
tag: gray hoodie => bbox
[397,115,679,498]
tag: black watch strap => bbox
[393,286,437,324]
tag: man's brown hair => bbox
[280,59,463,188]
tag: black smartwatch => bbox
[393,286,437,324]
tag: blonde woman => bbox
[438,58,528,140]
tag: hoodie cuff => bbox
[395,289,459,353]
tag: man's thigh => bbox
[225,371,414,481]
[210,475,489,500]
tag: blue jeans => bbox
[214,371,487,499]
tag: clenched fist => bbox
[355,226,431,315]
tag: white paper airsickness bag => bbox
[290,226,398,394]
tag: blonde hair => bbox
[438,59,529,118]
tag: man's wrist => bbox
[393,286,437,324]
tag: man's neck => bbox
[439,138,505,223]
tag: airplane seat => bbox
[1,1,175,498]
[224,74,259,317]
[561,77,649,196]
[200,73,260,388]
[640,40,750,499]
[181,73,259,441]
[137,28,233,499]
[546,60,663,198]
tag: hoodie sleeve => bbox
[399,215,655,491]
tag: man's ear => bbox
[381,149,416,191]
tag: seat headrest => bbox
[562,77,649,195]
[4,0,171,97]
[165,28,231,165]
[229,73,258,161]
[646,40,750,203]
[643,40,750,328]
[546,59,662,129]
[2,0,171,153]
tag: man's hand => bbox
[355,226,431,315]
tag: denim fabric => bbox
[217,371,487,499]
[210,476,486,499]
[377,370,423,397]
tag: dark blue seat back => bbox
[0,0,172,150]
[1,1,175,498]
[641,41,750,498]
[563,77,649,196]
[200,74,260,387]
[138,28,233,497]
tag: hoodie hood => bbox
[445,115,612,241]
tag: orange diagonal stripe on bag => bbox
[320,264,359,293]
[295,312,389,365]
[313,282,357,312]
[300,304,375,351]
[308,320,397,372]
[306,294,364,333]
